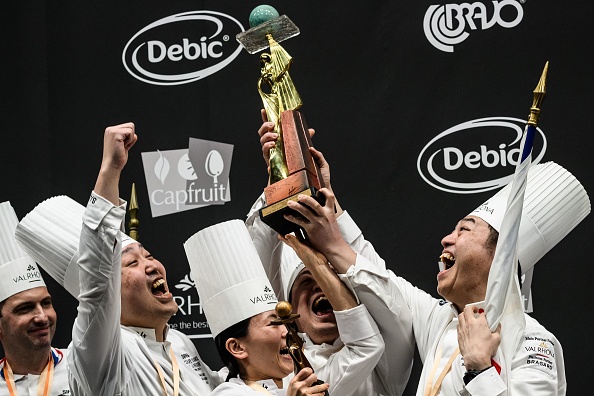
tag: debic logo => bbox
[122,11,244,85]
[424,0,523,52]
[417,117,547,194]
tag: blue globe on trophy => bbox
[236,5,300,54]
[249,5,280,28]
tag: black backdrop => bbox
[2,1,593,394]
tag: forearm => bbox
[324,242,357,275]
[93,167,121,206]
[309,263,356,311]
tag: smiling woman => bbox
[185,219,329,395]
[212,310,298,395]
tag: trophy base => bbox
[259,186,325,236]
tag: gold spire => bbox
[128,183,139,241]
[527,61,549,126]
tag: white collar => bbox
[127,325,170,342]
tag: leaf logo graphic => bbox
[177,153,198,180]
[175,274,196,292]
[154,150,170,184]
[205,150,224,183]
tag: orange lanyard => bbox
[424,346,460,396]
[152,347,180,396]
[3,354,54,396]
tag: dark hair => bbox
[0,300,4,318]
[484,224,523,288]
[484,224,499,255]
[214,317,251,382]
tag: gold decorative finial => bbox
[527,61,549,126]
[270,301,314,373]
[128,183,139,241]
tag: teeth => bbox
[440,253,456,269]
[313,296,328,310]
[152,279,165,289]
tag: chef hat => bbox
[0,202,46,302]
[121,233,136,249]
[15,195,135,298]
[184,219,278,338]
[470,161,590,274]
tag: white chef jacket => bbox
[302,304,384,395]
[211,377,285,396]
[211,305,382,396]
[0,348,70,396]
[68,192,223,396]
[346,255,567,396]
[246,194,413,396]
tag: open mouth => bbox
[312,296,333,316]
[280,347,289,355]
[151,278,168,296]
[440,252,456,270]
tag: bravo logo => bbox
[123,11,244,85]
[417,117,547,194]
[424,0,523,52]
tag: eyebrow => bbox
[460,218,476,224]
[11,301,36,311]
[293,270,314,285]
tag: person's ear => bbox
[226,337,248,360]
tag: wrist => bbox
[325,244,356,273]
[463,354,492,371]
[463,366,492,385]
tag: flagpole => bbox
[521,61,548,162]
[485,61,549,331]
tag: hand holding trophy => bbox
[271,301,330,396]
[237,5,325,237]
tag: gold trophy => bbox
[270,301,329,395]
[237,6,324,236]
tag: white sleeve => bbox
[245,193,285,299]
[312,305,384,396]
[68,191,128,395]
[345,254,448,395]
[336,210,386,271]
[464,325,565,396]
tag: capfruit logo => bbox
[417,117,547,194]
[122,11,244,85]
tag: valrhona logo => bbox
[13,265,43,284]
[417,117,546,194]
[250,286,277,305]
[169,273,211,339]
[122,11,244,85]
[141,138,233,217]
[424,0,523,52]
